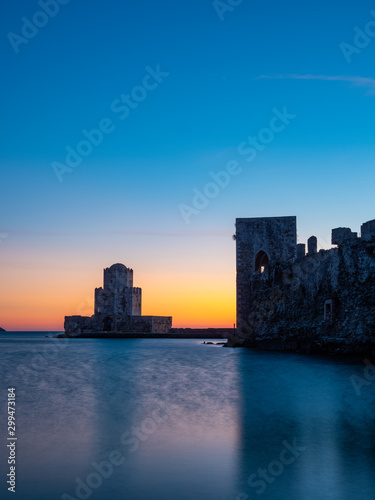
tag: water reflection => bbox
[0,335,375,499]
[236,350,375,500]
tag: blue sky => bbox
[1,0,375,328]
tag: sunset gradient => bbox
[1,0,375,330]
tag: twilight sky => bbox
[1,0,375,330]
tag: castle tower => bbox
[95,264,141,329]
[103,263,133,290]
[236,217,297,338]
[65,261,172,335]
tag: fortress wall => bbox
[64,314,172,335]
[65,262,172,335]
[130,287,142,315]
[236,216,297,342]
[64,315,101,336]
[233,217,375,353]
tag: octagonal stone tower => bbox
[65,262,172,335]
[95,263,142,322]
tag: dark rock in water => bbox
[216,342,226,345]
[205,341,214,345]
[0,327,5,332]
[55,333,69,339]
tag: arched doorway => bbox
[103,316,113,332]
[255,250,269,273]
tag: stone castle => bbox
[229,216,375,353]
[65,263,172,335]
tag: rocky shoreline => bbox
[54,328,375,358]
[227,336,375,357]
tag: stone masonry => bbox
[65,263,172,335]
[230,216,375,354]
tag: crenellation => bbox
[332,227,358,246]
[231,217,375,353]
[65,263,171,335]
[361,219,375,241]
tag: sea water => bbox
[0,332,374,500]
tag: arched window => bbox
[255,251,269,273]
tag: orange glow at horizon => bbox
[0,264,236,331]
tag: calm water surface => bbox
[0,332,374,499]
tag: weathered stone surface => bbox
[307,236,317,255]
[297,243,305,261]
[64,263,172,335]
[116,315,172,334]
[64,315,100,336]
[332,227,357,245]
[236,216,297,342]
[230,217,375,355]
[361,219,375,241]
[95,264,141,318]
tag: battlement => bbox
[65,262,171,334]
[233,215,375,352]
[330,219,375,246]
[332,227,358,246]
[236,216,297,332]
[361,219,375,241]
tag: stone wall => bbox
[147,316,172,334]
[95,264,141,319]
[64,314,172,335]
[104,263,133,289]
[65,261,172,335]
[131,288,142,316]
[64,315,100,336]
[127,316,172,334]
[236,216,297,343]
[231,217,375,354]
